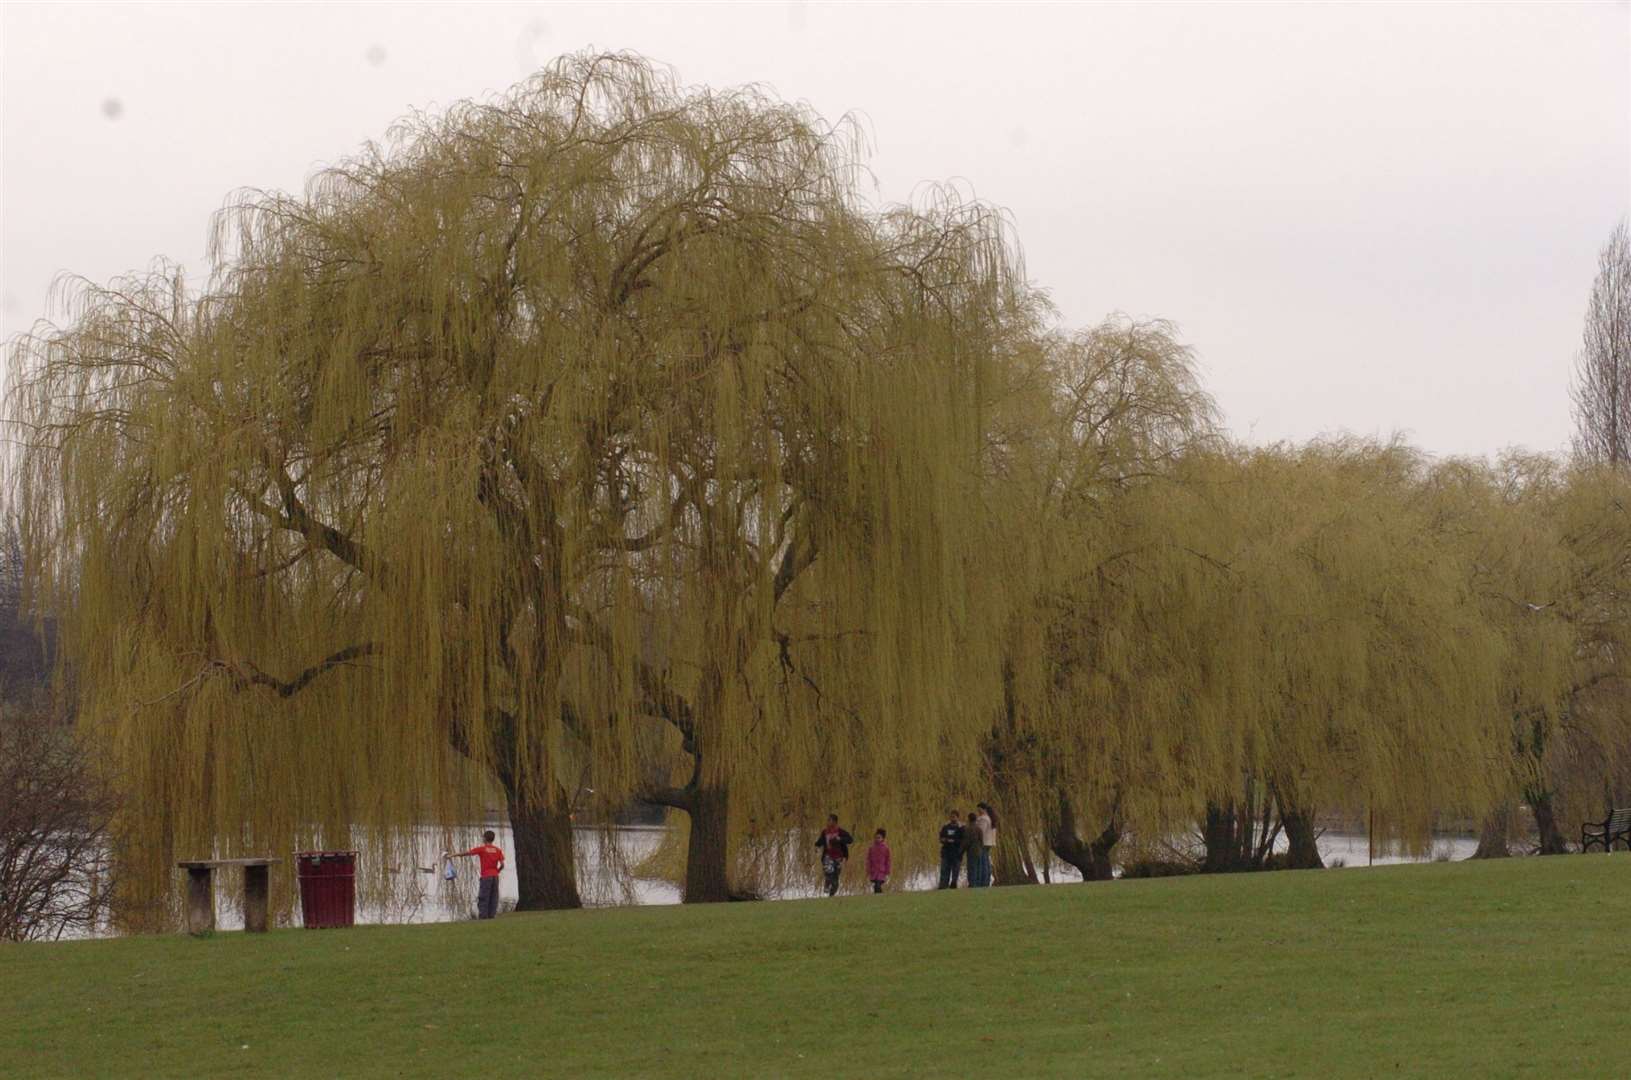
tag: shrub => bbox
[0,701,118,940]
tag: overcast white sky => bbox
[3,2,1627,456]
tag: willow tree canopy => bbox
[8,52,1031,914]
[1427,453,1631,849]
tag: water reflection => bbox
[177,826,1485,933]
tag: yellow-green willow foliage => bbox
[1548,465,1631,829]
[973,317,1224,882]
[1427,454,1631,852]
[14,54,1622,918]
[626,190,1044,898]
[1176,441,1511,867]
[7,53,1024,915]
[624,189,1037,900]
[1000,435,1513,880]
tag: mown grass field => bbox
[5,855,1629,1078]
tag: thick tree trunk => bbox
[1049,790,1119,881]
[992,799,1038,887]
[984,667,1035,888]
[666,656,745,904]
[1205,781,1282,872]
[504,787,582,910]
[993,833,1038,887]
[477,704,581,911]
[1017,835,1041,884]
[682,782,734,903]
[1470,803,1512,859]
[1085,825,1119,880]
[1528,792,1571,855]
[1202,803,1247,872]
[1280,807,1324,869]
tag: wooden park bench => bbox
[176,858,277,934]
[1580,808,1631,853]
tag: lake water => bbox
[274,824,1480,927]
[139,823,1486,933]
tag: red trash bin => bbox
[294,850,358,928]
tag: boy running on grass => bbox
[815,814,853,896]
[446,830,506,919]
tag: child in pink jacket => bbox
[866,829,892,893]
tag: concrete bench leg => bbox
[243,864,270,932]
[185,866,215,935]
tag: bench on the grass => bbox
[1580,808,1631,853]
[176,858,276,934]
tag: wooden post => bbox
[242,864,270,933]
[181,858,275,933]
[185,866,214,935]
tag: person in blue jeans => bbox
[975,802,997,887]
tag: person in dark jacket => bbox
[937,810,965,889]
[961,809,984,886]
[815,814,854,896]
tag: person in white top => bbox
[973,803,996,887]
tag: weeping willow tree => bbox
[971,316,1222,884]
[1544,465,1631,829]
[7,53,1021,916]
[1007,436,1514,879]
[1168,441,1511,870]
[1003,430,1621,879]
[615,190,1033,901]
[1429,454,1631,855]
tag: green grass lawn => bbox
[5,855,1629,1078]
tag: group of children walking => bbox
[815,802,999,895]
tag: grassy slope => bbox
[5,855,1629,1079]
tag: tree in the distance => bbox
[1571,220,1631,467]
